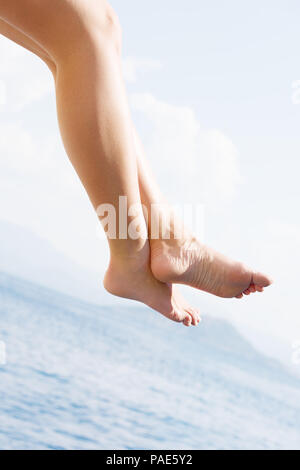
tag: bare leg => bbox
[0,0,271,320]
[133,130,273,299]
[0,1,199,326]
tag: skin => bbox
[0,0,272,327]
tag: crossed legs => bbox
[0,1,272,327]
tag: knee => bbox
[76,3,122,56]
[95,4,122,55]
[47,2,122,63]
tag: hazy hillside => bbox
[0,219,107,304]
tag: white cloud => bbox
[123,56,162,83]
[131,92,240,206]
[0,36,52,111]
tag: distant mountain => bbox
[0,219,108,304]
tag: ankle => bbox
[104,241,150,299]
[109,238,150,267]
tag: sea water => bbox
[0,271,299,450]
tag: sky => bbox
[0,0,300,364]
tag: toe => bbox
[183,313,192,327]
[189,312,197,326]
[194,308,202,325]
[255,285,264,293]
[252,271,273,288]
[172,287,201,325]
[188,308,200,326]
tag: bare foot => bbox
[104,243,201,326]
[150,236,273,299]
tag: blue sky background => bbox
[0,0,299,366]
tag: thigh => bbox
[0,0,109,60]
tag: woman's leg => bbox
[0,1,271,313]
[0,1,200,325]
